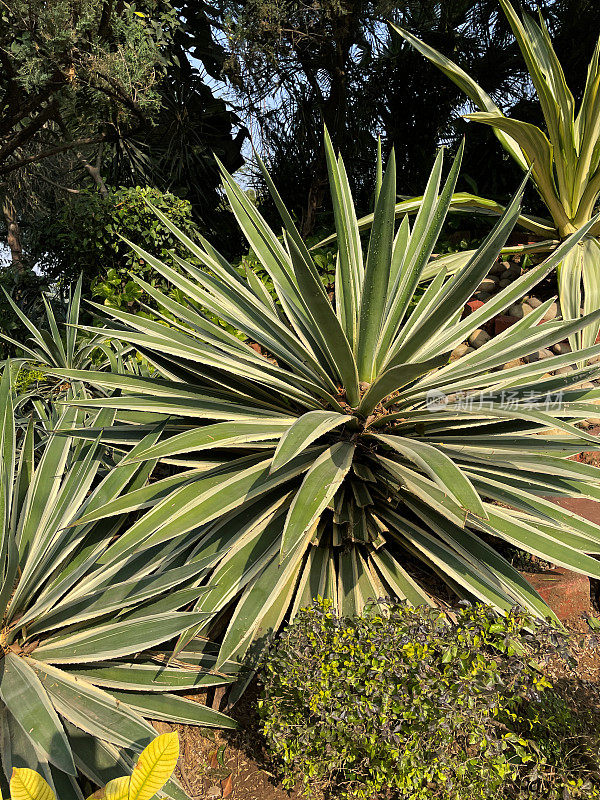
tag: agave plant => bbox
[392,0,600,350]
[0,367,235,800]
[48,135,600,696]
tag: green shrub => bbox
[33,185,200,303]
[260,599,600,800]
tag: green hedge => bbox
[260,599,599,800]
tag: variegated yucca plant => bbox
[50,134,600,694]
[393,0,600,351]
[0,368,235,800]
[1,276,141,414]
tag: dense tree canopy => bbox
[222,0,600,232]
[3,0,600,274]
[0,1,246,278]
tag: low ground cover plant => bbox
[260,599,600,800]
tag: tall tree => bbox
[224,0,386,234]
[0,0,179,270]
[0,2,180,178]
[105,2,247,242]
[0,1,247,277]
[223,0,600,233]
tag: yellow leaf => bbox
[86,777,130,800]
[10,770,56,800]
[128,733,179,800]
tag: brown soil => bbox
[573,425,600,468]
[152,684,302,800]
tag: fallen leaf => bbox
[222,774,233,798]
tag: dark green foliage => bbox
[0,0,180,177]
[260,599,600,799]
[35,185,200,303]
[223,0,600,232]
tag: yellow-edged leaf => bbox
[9,770,56,800]
[128,732,179,800]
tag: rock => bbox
[552,341,571,355]
[527,297,542,308]
[523,568,589,621]
[504,266,521,279]
[450,343,471,360]
[526,348,553,362]
[490,260,507,275]
[542,302,559,321]
[497,278,512,289]
[468,329,491,348]
[501,358,523,370]
[474,291,492,302]
[555,365,574,375]
[580,381,595,389]
[464,299,485,315]
[494,315,516,335]
[508,303,533,318]
[478,278,497,293]
[588,354,600,364]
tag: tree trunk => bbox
[302,169,327,238]
[77,147,108,197]
[2,195,26,274]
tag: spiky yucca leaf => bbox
[51,137,600,696]
[0,368,235,800]
[1,276,142,414]
[393,0,600,351]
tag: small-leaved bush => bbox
[33,185,200,301]
[260,599,600,800]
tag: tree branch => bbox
[0,100,58,163]
[0,135,108,176]
[0,69,67,138]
